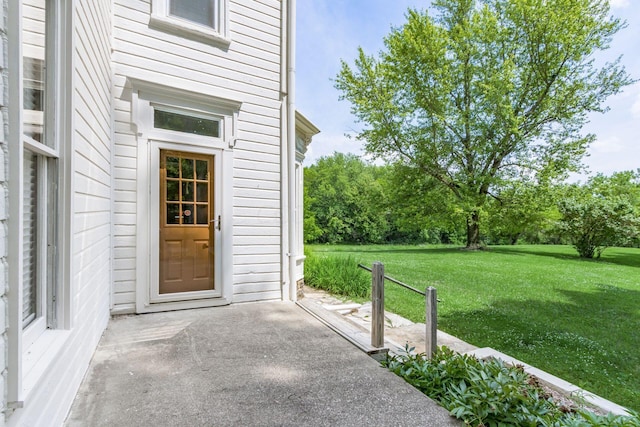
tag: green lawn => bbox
[306,244,640,412]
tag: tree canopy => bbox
[335,0,633,248]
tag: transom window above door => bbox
[154,108,221,138]
[150,0,229,45]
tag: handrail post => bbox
[425,286,437,359]
[371,262,384,348]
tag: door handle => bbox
[210,215,221,231]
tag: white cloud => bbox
[303,132,363,165]
[590,136,624,154]
[610,0,630,8]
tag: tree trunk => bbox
[466,211,481,249]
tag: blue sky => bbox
[296,0,640,180]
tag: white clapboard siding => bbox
[111,0,286,309]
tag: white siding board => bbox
[233,245,280,255]
[234,235,280,246]
[233,272,280,285]
[113,292,135,306]
[235,254,281,265]
[232,291,281,303]
[234,217,280,227]
[114,247,137,259]
[233,282,281,295]
[234,158,280,173]
[233,197,279,210]
[233,208,280,219]
[234,178,280,191]
[234,226,279,237]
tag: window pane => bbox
[23,152,38,326]
[169,0,214,28]
[23,0,47,144]
[154,109,220,138]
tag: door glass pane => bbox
[167,203,180,224]
[196,182,208,202]
[181,158,194,180]
[196,205,208,225]
[182,204,194,224]
[166,180,179,201]
[169,0,214,28]
[196,160,208,180]
[182,181,194,202]
[166,156,179,178]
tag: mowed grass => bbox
[306,244,640,412]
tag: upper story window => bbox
[169,0,216,28]
[150,0,230,46]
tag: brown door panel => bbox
[159,150,215,295]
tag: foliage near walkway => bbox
[384,347,639,426]
[306,244,640,411]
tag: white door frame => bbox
[130,80,239,313]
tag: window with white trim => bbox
[6,0,70,406]
[150,0,229,45]
[21,0,59,347]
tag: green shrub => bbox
[303,249,370,298]
[383,346,640,427]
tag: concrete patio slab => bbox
[65,302,460,427]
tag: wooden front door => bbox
[159,150,215,294]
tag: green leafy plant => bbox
[303,249,370,298]
[383,346,640,426]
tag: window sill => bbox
[149,14,231,48]
[22,329,71,400]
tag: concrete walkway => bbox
[65,302,460,426]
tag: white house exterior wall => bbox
[1,0,9,424]
[111,0,285,312]
[3,1,113,425]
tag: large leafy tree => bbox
[335,0,633,249]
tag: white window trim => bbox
[150,0,230,47]
[6,0,74,407]
[130,79,240,313]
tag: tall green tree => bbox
[335,0,633,249]
[304,153,389,244]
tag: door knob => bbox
[210,215,221,231]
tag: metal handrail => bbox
[357,263,426,296]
